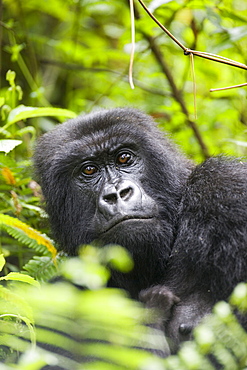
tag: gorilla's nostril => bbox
[103,193,117,204]
[120,187,132,199]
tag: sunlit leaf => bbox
[0,272,40,287]
[0,139,22,154]
[1,105,76,132]
[0,254,6,272]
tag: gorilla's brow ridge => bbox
[77,129,139,157]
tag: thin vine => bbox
[136,0,247,91]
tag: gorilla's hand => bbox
[139,285,180,317]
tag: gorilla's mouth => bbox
[103,215,155,234]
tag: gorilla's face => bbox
[72,134,161,250]
[34,108,191,258]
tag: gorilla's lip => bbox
[103,215,154,233]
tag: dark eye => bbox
[116,152,131,165]
[82,165,97,176]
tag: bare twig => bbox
[137,0,247,72]
[186,50,247,71]
[190,53,197,120]
[128,0,209,157]
[145,34,209,158]
[129,0,135,89]
[137,0,186,51]
[210,83,247,92]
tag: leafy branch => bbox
[0,214,57,258]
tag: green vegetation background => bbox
[2,0,247,161]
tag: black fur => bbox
[34,108,247,352]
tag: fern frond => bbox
[0,285,34,322]
[22,256,59,282]
[0,214,57,259]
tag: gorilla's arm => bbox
[168,157,247,302]
[141,157,247,353]
[139,285,180,357]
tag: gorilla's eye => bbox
[116,152,131,165]
[82,165,97,176]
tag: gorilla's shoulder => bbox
[183,156,247,212]
[189,156,247,187]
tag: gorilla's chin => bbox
[102,216,155,234]
[96,217,165,254]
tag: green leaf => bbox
[102,245,134,272]
[61,257,110,289]
[0,105,77,132]
[230,282,247,310]
[0,285,34,321]
[0,139,22,154]
[0,272,40,287]
[6,70,16,87]
[0,254,5,272]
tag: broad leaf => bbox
[0,139,22,154]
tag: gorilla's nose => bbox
[103,185,133,204]
[99,179,142,217]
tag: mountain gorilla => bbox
[34,108,247,355]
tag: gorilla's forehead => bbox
[83,123,137,145]
[67,109,156,142]
[40,108,167,165]
[69,128,139,159]
[53,117,167,165]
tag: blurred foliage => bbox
[0,0,247,369]
[0,247,170,370]
[0,71,72,278]
[0,251,246,369]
